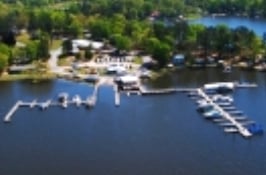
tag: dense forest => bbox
[0,0,266,71]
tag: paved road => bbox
[48,47,64,73]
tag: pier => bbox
[197,88,252,138]
[4,101,22,122]
[139,86,197,95]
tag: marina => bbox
[2,79,263,138]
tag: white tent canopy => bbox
[204,82,235,90]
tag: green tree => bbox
[152,42,171,68]
[25,41,39,61]
[85,48,93,60]
[62,39,73,55]
[0,53,8,72]
[111,34,131,51]
[68,19,82,38]
[37,32,50,60]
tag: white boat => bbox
[204,82,235,92]
[62,100,68,108]
[212,94,233,103]
[85,96,95,108]
[203,109,222,119]
[72,95,82,107]
[58,92,68,103]
[30,99,37,108]
[39,99,51,110]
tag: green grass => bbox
[50,39,63,50]
[16,32,31,44]
[133,56,143,65]
[185,13,202,20]
[57,57,74,66]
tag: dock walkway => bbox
[4,101,22,122]
[139,86,197,95]
[197,88,252,138]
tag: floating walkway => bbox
[197,88,252,138]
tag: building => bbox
[115,75,139,91]
[172,54,185,65]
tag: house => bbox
[72,39,103,50]
[106,64,126,74]
[172,54,185,65]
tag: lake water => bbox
[0,69,266,175]
[190,16,266,37]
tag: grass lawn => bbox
[133,56,143,64]
[50,39,63,50]
[58,56,75,66]
[16,32,31,44]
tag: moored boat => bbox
[72,95,82,107]
[58,92,68,103]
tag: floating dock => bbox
[197,88,252,138]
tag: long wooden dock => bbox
[4,101,22,122]
[139,86,197,95]
[197,88,252,138]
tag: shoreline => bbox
[0,73,56,82]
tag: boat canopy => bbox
[119,75,138,84]
[204,82,235,90]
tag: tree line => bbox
[0,0,266,72]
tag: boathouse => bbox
[115,75,139,91]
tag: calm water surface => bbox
[190,16,266,37]
[0,69,266,175]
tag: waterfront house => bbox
[172,54,185,66]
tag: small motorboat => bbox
[197,103,213,113]
[58,92,68,103]
[62,100,68,108]
[203,109,223,119]
[72,95,82,107]
[212,94,233,103]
